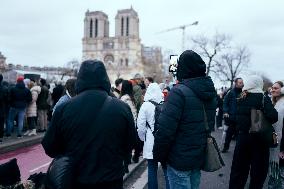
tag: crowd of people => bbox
[0,75,77,143]
[1,49,284,189]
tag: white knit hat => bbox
[243,75,264,93]
[23,78,31,88]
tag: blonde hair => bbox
[29,81,35,89]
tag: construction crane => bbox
[157,21,198,51]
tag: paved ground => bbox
[0,128,269,188]
[139,129,235,189]
[0,144,51,180]
[142,128,269,189]
[0,132,44,154]
[0,141,144,182]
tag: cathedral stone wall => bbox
[82,7,162,84]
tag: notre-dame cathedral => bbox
[82,7,162,83]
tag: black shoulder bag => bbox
[46,96,111,189]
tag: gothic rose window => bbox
[104,54,114,64]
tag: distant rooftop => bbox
[0,52,6,59]
[85,10,108,18]
[116,6,138,17]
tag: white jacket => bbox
[270,96,284,163]
[137,83,164,159]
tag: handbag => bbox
[250,95,278,148]
[202,105,225,172]
[46,96,111,189]
[46,156,75,189]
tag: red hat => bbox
[17,76,24,83]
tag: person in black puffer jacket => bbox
[42,60,137,189]
[6,77,32,137]
[0,74,9,142]
[229,75,278,189]
[153,50,217,189]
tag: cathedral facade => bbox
[82,7,162,83]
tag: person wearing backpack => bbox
[137,83,169,189]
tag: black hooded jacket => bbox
[42,60,137,186]
[0,83,9,117]
[236,93,278,133]
[9,82,32,109]
[153,76,217,171]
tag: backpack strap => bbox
[146,122,154,133]
[148,100,159,106]
[145,100,158,133]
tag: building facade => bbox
[82,7,162,83]
[0,52,7,72]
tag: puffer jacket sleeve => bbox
[137,103,148,141]
[263,95,278,124]
[223,90,231,114]
[42,103,65,158]
[153,87,185,162]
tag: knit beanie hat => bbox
[177,50,206,81]
[17,76,24,83]
[24,79,31,88]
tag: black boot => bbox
[124,164,129,174]
[221,145,229,153]
[132,155,139,163]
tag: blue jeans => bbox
[167,165,201,189]
[148,159,170,189]
[7,107,26,136]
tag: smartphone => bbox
[169,55,179,73]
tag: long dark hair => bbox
[65,79,77,97]
[120,80,135,104]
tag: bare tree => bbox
[261,74,273,92]
[61,59,80,80]
[215,46,250,87]
[143,55,164,83]
[191,33,230,76]
[67,59,80,76]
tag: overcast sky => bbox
[0,0,283,81]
